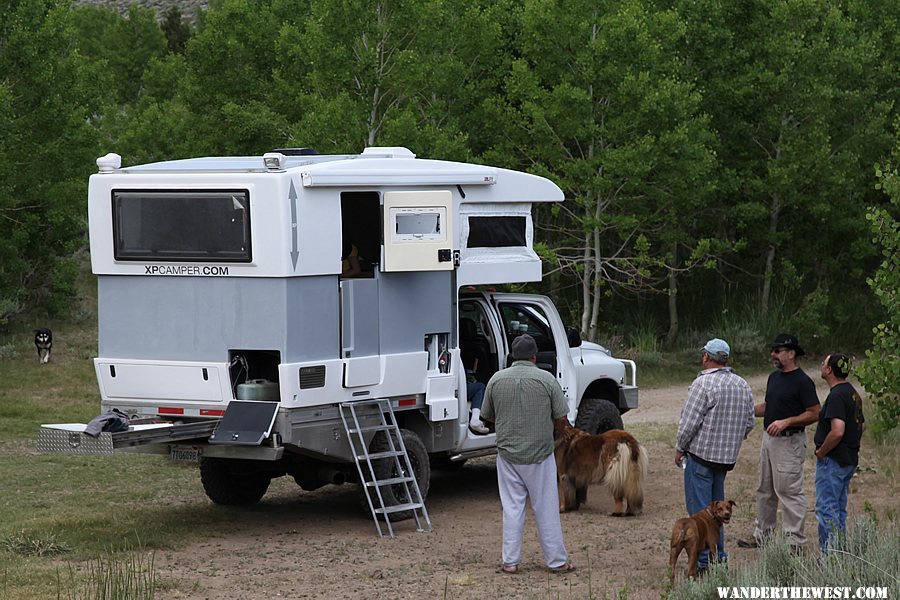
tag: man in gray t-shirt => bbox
[481,334,573,574]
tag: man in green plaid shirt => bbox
[481,334,574,575]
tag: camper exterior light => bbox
[263,152,286,171]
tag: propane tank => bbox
[235,379,280,401]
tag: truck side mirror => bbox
[566,327,582,348]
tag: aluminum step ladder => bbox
[339,399,432,538]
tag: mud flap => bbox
[209,401,279,446]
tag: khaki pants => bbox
[753,431,808,546]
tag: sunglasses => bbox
[771,347,791,354]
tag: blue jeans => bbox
[815,456,855,554]
[684,455,727,570]
[467,382,485,410]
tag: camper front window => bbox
[112,190,252,262]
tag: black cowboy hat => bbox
[770,333,805,356]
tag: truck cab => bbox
[457,292,636,437]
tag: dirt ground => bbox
[154,370,885,600]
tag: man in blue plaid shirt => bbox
[674,338,754,574]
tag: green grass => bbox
[0,300,246,598]
[57,546,157,600]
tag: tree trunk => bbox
[580,232,592,337]
[588,224,602,342]
[665,241,679,347]
[761,191,782,313]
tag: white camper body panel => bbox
[89,150,562,284]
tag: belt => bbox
[778,429,804,437]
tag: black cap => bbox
[770,333,805,356]
[510,334,538,360]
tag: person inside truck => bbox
[341,239,362,277]
[468,379,489,435]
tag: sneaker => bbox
[469,421,489,435]
[737,538,760,549]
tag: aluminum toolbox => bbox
[38,421,218,455]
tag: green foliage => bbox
[0,0,895,353]
[160,6,191,54]
[0,0,102,325]
[70,5,167,105]
[857,157,900,434]
[1,531,70,557]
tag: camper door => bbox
[382,190,454,272]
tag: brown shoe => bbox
[549,562,576,574]
[737,538,760,549]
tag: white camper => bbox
[40,147,637,536]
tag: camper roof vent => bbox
[272,148,319,156]
[361,146,416,159]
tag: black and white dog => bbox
[34,328,52,364]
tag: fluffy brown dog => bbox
[668,500,735,581]
[554,424,648,515]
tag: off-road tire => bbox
[360,428,431,522]
[200,457,272,506]
[574,397,624,434]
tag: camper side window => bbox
[113,190,251,262]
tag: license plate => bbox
[170,445,202,463]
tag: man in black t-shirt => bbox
[738,334,820,550]
[814,353,865,553]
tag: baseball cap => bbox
[510,334,538,360]
[702,338,730,358]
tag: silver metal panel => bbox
[377,270,453,354]
[98,275,339,362]
[38,427,114,455]
[620,386,639,411]
[340,278,380,357]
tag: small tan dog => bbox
[668,500,735,581]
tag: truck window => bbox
[113,190,251,262]
[498,302,558,373]
[498,304,554,351]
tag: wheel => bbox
[574,397,624,434]
[360,428,431,522]
[200,457,271,506]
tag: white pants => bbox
[496,453,569,568]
